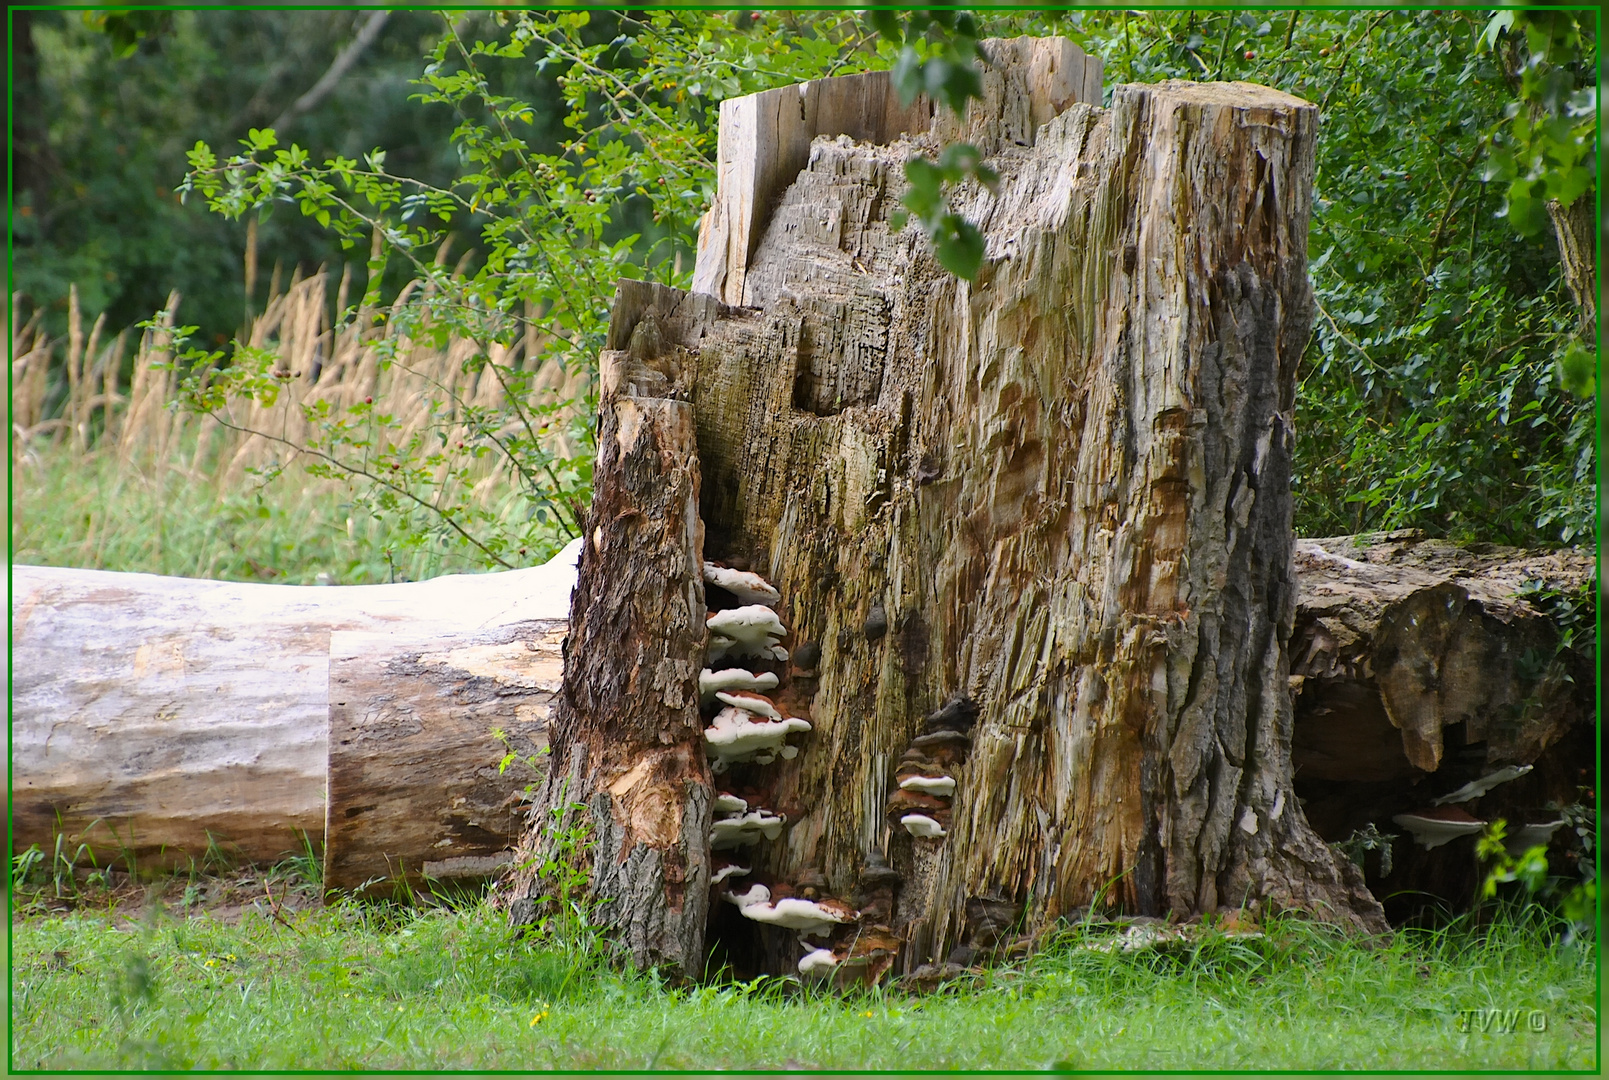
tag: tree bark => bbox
[505,297,717,974]
[517,48,1388,981]
[1546,195,1597,343]
[10,560,570,872]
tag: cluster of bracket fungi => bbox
[699,561,919,984]
[885,696,977,839]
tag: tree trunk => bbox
[1289,531,1595,921]
[1546,195,1597,343]
[514,47,1388,982]
[10,560,570,872]
[505,310,717,974]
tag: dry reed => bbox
[10,268,590,551]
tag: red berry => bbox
[364,396,373,404]
[1243,50,1256,61]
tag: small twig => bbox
[263,877,300,934]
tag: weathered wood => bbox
[324,621,561,893]
[10,556,574,869]
[506,300,714,974]
[522,47,1391,981]
[1289,531,1595,920]
[692,38,1104,308]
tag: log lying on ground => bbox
[325,621,562,893]
[1289,531,1595,921]
[10,553,574,874]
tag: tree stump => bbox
[506,300,725,973]
[512,45,1390,981]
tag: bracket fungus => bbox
[710,857,752,886]
[704,707,811,768]
[714,690,784,721]
[706,605,788,661]
[898,774,957,797]
[1392,806,1488,850]
[798,947,842,978]
[1504,818,1566,855]
[901,813,947,839]
[713,792,748,814]
[700,667,779,705]
[724,883,857,937]
[1429,764,1534,806]
[703,563,782,606]
[711,809,786,849]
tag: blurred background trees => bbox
[9,7,1598,585]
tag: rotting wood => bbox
[10,557,573,870]
[505,283,717,974]
[1289,530,1595,922]
[324,620,562,893]
[522,43,1391,981]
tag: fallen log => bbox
[1290,531,1596,921]
[9,552,575,876]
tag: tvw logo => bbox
[1455,1008,1547,1033]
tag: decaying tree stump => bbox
[506,311,724,973]
[512,42,1390,982]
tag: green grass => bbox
[11,440,566,585]
[9,901,1596,1070]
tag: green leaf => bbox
[1556,342,1595,398]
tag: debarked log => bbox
[10,557,573,876]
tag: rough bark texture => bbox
[10,560,570,870]
[1545,195,1597,343]
[505,291,720,973]
[324,621,561,892]
[1289,531,1595,921]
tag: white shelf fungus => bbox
[707,605,787,661]
[711,810,786,849]
[700,668,779,706]
[1392,807,1486,850]
[715,690,783,720]
[713,792,748,814]
[1429,764,1533,806]
[704,563,782,606]
[724,883,856,937]
[798,948,840,978]
[704,707,811,768]
[711,862,751,886]
[900,813,947,839]
[898,774,956,797]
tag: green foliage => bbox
[894,143,999,280]
[1478,9,1597,238]
[871,9,995,280]
[13,10,486,342]
[1067,8,1596,544]
[10,905,1595,1069]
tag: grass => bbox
[10,270,578,585]
[9,893,1597,1071]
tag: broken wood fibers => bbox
[520,41,1388,975]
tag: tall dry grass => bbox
[10,266,590,582]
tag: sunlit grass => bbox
[10,901,1596,1070]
